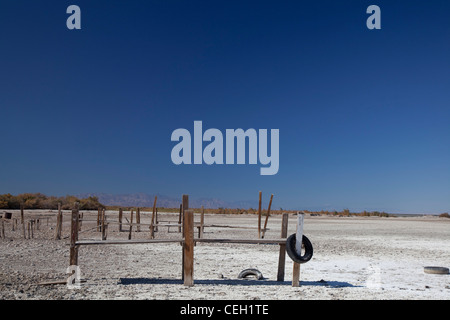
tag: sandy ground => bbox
[0,209,449,300]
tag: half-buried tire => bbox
[424,266,449,275]
[285,234,313,264]
[238,268,264,280]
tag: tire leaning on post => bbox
[285,234,313,264]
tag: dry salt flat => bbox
[0,210,449,300]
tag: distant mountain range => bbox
[76,192,257,209]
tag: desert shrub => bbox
[0,193,105,210]
[439,213,450,218]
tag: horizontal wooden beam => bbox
[76,239,182,245]
[75,238,287,246]
[195,238,285,244]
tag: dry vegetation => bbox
[3,193,448,218]
[0,193,104,210]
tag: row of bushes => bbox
[0,193,105,210]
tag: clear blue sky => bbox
[1,1,449,213]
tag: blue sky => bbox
[1,1,449,213]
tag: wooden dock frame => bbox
[69,196,302,287]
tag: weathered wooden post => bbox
[101,209,106,240]
[257,191,262,238]
[261,194,273,238]
[20,203,26,239]
[70,203,80,267]
[183,209,194,286]
[292,212,304,287]
[199,206,205,238]
[178,204,182,233]
[118,208,123,232]
[78,211,83,232]
[277,213,289,281]
[1,219,5,239]
[150,197,157,239]
[181,194,189,280]
[136,207,141,232]
[97,208,101,232]
[128,209,134,240]
[55,203,62,240]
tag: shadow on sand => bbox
[118,277,359,288]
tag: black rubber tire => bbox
[285,234,313,264]
[424,266,449,275]
[238,268,264,280]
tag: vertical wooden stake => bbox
[97,208,101,232]
[178,204,182,233]
[150,197,157,239]
[136,207,141,232]
[181,195,189,280]
[262,194,273,239]
[78,212,83,232]
[101,209,106,240]
[277,213,289,281]
[119,208,123,232]
[55,203,62,240]
[257,191,262,238]
[183,209,194,286]
[21,203,26,239]
[292,212,304,287]
[1,219,5,239]
[199,206,204,238]
[70,203,80,267]
[128,209,134,240]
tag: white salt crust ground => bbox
[1,210,449,300]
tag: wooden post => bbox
[183,209,194,286]
[78,211,83,232]
[97,208,101,232]
[199,206,205,238]
[128,209,134,240]
[182,195,189,235]
[55,203,62,240]
[70,204,80,267]
[262,194,273,239]
[119,208,123,232]
[257,191,262,238]
[178,204,182,233]
[101,209,106,240]
[155,208,158,232]
[277,213,289,281]
[136,207,141,232]
[292,212,304,287]
[20,203,25,239]
[149,197,157,239]
[1,219,5,239]
[181,195,189,280]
